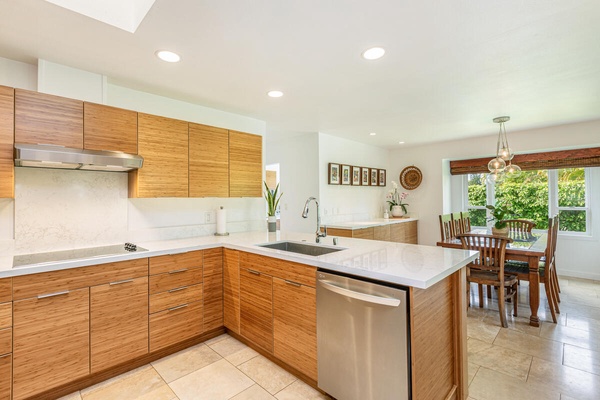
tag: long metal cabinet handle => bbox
[168,304,188,312]
[318,280,401,307]
[37,290,70,299]
[109,279,134,286]
[169,268,188,274]
[285,280,301,287]
[169,286,187,293]
[248,269,261,275]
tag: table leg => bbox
[528,256,540,327]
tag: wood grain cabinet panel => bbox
[0,278,11,303]
[90,276,148,373]
[15,89,83,148]
[12,288,89,400]
[203,248,223,331]
[149,301,203,352]
[189,123,229,197]
[0,353,11,400]
[149,251,202,275]
[353,227,374,240]
[223,249,240,334]
[0,328,11,356]
[0,303,11,329]
[149,284,202,314]
[229,130,262,197]
[149,267,203,295]
[391,221,418,244]
[130,113,188,198]
[0,86,14,199]
[240,268,273,353]
[240,252,316,287]
[273,278,317,380]
[374,225,390,241]
[84,102,138,154]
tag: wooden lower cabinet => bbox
[273,278,317,380]
[0,354,10,400]
[391,220,418,244]
[203,248,224,331]
[240,268,273,353]
[223,249,241,333]
[90,277,149,373]
[12,288,90,400]
[149,301,203,352]
[328,221,418,244]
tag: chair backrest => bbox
[461,211,471,232]
[504,219,536,234]
[439,214,454,240]
[451,212,464,235]
[550,214,559,265]
[456,233,513,280]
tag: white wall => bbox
[0,58,267,252]
[318,133,390,224]
[266,133,320,233]
[389,119,600,280]
[0,56,37,90]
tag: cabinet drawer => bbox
[0,353,11,400]
[150,251,203,275]
[0,278,10,303]
[0,303,10,329]
[149,284,202,314]
[149,301,203,352]
[0,328,10,356]
[12,258,148,300]
[149,267,202,295]
[240,252,316,287]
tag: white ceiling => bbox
[1,0,599,148]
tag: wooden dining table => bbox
[437,229,547,327]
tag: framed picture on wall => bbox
[328,163,340,184]
[361,167,370,185]
[370,168,378,186]
[352,166,361,185]
[379,169,386,186]
[341,165,351,185]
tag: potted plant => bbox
[486,203,512,235]
[264,181,282,232]
[386,182,409,217]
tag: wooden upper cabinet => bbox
[229,130,262,197]
[130,113,189,198]
[14,89,83,148]
[0,86,14,199]
[90,277,148,374]
[84,102,138,154]
[189,123,229,197]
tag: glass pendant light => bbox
[488,116,520,178]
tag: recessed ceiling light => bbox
[362,47,385,60]
[369,132,377,136]
[155,50,180,63]
[267,90,283,98]
[398,141,405,144]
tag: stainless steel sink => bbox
[257,241,345,256]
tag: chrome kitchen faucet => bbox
[302,196,327,243]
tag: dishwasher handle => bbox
[318,279,401,307]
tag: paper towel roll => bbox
[216,206,227,234]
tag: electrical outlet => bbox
[204,212,211,223]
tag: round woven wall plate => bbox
[400,166,422,190]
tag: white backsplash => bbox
[13,168,265,253]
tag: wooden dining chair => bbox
[504,216,559,323]
[504,219,536,234]
[451,212,465,235]
[456,233,517,328]
[439,214,455,241]
[460,211,471,232]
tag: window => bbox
[463,167,590,234]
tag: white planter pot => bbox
[268,215,277,232]
[391,205,405,217]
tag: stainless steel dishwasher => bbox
[317,271,410,400]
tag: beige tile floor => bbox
[58,277,600,400]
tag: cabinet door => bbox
[130,113,188,198]
[189,123,229,197]
[84,102,137,154]
[14,89,83,148]
[391,221,418,244]
[203,248,224,331]
[273,278,317,380]
[149,301,203,352]
[0,353,10,400]
[90,277,148,373]
[223,249,240,333]
[353,227,374,240]
[229,130,262,197]
[240,268,273,353]
[13,288,89,400]
[374,225,390,241]
[0,86,14,199]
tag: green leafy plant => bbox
[486,203,512,229]
[264,181,282,217]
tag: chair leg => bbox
[498,286,508,328]
[552,269,561,302]
[513,282,518,317]
[554,265,561,293]
[544,283,557,323]
[478,284,484,308]
[487,285,492,299]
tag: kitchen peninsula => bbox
[0,231,476,400]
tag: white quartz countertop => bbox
[0,230,476,289]
[325,217,417,229]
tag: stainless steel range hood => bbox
[14,143,144,172]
